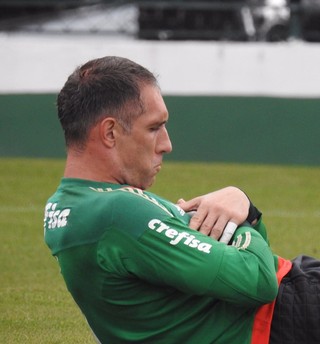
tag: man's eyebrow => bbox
[149,119,168,127]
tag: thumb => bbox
[177,198,198,212]
[176,198,185,205]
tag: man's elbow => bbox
[259,275,279,304]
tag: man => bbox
[44,56,319,343]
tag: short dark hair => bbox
[57,56,158,148]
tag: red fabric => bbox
[251,257,292,344]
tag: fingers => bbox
[190,213,237,241]
[177,186,250,241]
[188,205,229,239]
[188,206,206,230]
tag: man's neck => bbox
[64,150,117,184]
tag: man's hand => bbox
[177,186,250,241]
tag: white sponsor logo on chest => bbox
[148,219,212,254]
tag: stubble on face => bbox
[113,86,170,190]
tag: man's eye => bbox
[150,123,166,132]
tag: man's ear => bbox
[99,117,117,148]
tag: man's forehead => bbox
[137,108,169,125]
[139,87,168,119]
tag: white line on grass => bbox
[0,205,42,213]
[264,210,320,218]
[1,206,320,219]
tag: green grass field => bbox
[1,158,320,343]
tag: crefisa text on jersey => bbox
[148,219,212,253]
[44,202,71,230]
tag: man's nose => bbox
[158,127,172,154]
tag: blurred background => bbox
[1,3,320,342]
[0,0,320,165]
[1,0,319,42]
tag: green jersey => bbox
[44,178,279,344]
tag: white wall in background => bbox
[1,33,320,97]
